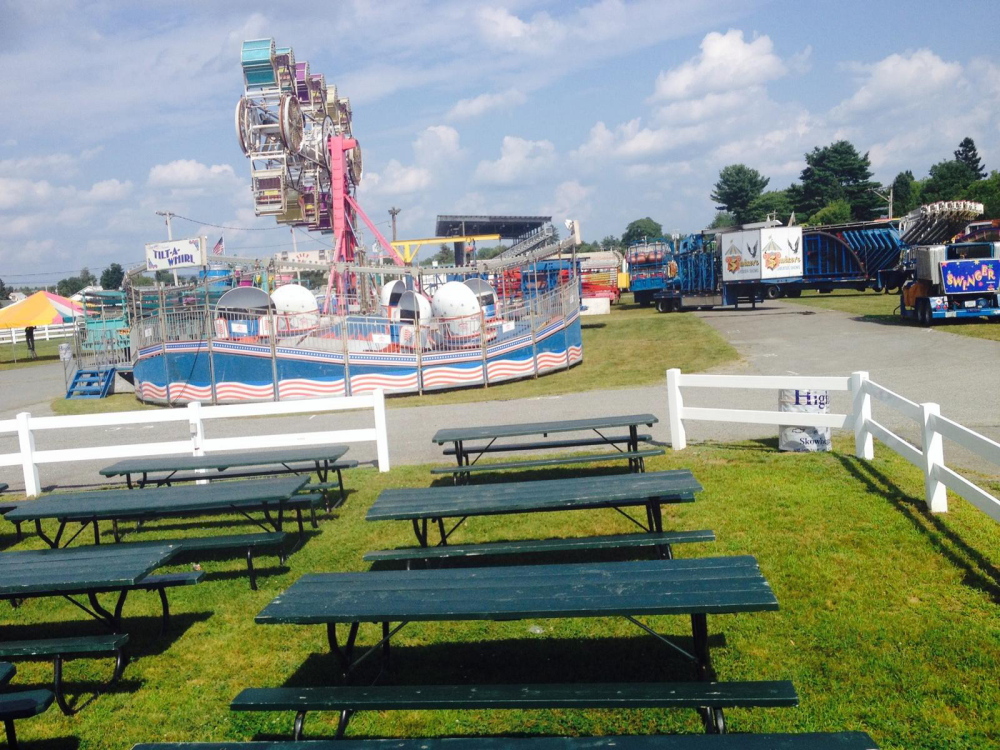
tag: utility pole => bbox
[155,210,179,285]
[388,207,401,241]
[871,186,894,220]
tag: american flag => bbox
[212,236,225,255]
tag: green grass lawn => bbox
[784,290,1000,341]
[2,439,997,749]
[49,298,739,414]
[0,338,69,370]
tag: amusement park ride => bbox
[76,37,585,404]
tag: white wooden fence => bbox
[0,321,78,344]
[666,368,1000,522]
[0,391,390,497]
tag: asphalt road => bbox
[1,299,998,494]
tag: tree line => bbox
[710,136,995,227]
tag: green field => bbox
[0,338,69,371]
[784,290,1000,341]
[3,439,998,749]
[50,298,739,414]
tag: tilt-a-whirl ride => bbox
[87,38,583,405]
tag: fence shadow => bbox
[835,453,1000,603]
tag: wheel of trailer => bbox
[764,285,781,300]
[785,289,802,298]
[916,298,932,327]
[656,299,670,313]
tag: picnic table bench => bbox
[0,543,184,714]
[100,445,357,509]
[0,482,21,541]
[233,680,798,738]
[253,556,779,732]
[0,662,55,749]
[4,477,310,588]
[431,414,663,481]
[131,734,881,749]
[367,470,702,548]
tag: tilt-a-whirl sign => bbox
[145,237,207,271]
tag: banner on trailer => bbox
[275,248,330,269]
[145,237,206,271]
[720,230,761,281]
[940,259,1000,294]
[760,227,803,280]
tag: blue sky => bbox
[1,0,998,286]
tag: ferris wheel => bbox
[234,38,403,282]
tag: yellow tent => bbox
[0,291,82,362]
[0,291,83,329]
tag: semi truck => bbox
[895,200,999,325]
[626,219,907,312]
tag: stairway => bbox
[66,368,117,399]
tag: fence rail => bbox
[0,390,389,497]
[0,321,79,344]
[667,368,1000,523]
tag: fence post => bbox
[372,388,390,472]
[16,412,41,497]
[187,401,207,483]
[666,368,686,450]
[851,370,874,460]
[921,403,947,513]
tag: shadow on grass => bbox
[835,453,1000,603]
[282,632,725,690]
[19,739,80,750]
[428,465,647,488]
[580,322,607,330]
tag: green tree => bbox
[964,170,1000,219]
[710,164,769,224]
[154,269,173,283]
[0,277,10,300]
[954,137,986,179]
[891,170,919,216]
[790,141,882,221]
[420,243,457,267]
[56,267,97,298]
[621,217,663,247]
[922,159,977,203]
[600,235,619,250]
[809,199,853,226]
[100,263,125,290]
[130,274,156,286]
[746,189,794,223]
[707,211,736,229]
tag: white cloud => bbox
[361,160,432,196]
[651,29,787,101]
[447,89,527,119]
[544,180,594,223]
[413,125,464,165]
[833,50,963,116]
[572,119,706,163]
[147,160,239,189]
[473,136,556,185]
[81,178,132,203]
[653,88,759,125]
[475,7,567,55]
[0,177,60,210]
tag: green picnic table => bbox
[100,446,353,499]
[4,477,308,549]
[255,556,777,680]
[130,734,882,749]
[367,470,701,546]
[0,543,178,609]
[432,414,661,479]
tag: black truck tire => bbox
[916,298,932,327]
[764,285,781,300]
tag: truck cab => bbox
[901,241,1000,325]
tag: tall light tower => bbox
[388,207,401,241]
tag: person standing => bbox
[24,325,37,359]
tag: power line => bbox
[169,213,286,231]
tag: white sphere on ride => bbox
[271,283,319,313]
[379,280,407,313]
[432,281,482,337]
[395,290,432,325]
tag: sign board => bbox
[145,237,206,271]
[275,249,330,270]
[720,230,761,281]
[940,259,1000,294]
[760,227,803,280]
